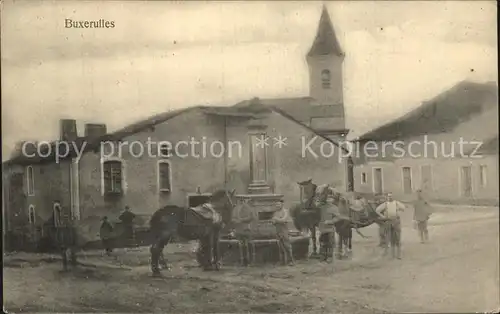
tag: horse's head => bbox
[297,178,317,205]
[210,189,237,225]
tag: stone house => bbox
[2,6,355,249]
[352,81,498,204]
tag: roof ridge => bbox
[356,80,498,141]
[307,5,344,57]
[267,105,350,154]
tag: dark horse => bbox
[291,181,383,259]
[332,194,383,259]
[292,179,320,254]
[149,189,236,276]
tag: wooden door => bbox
[346,158,354,192]
[402,167,412,194]
[461,166,472,197]
[69,159,80,220]
[373,168,383,194]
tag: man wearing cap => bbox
[100,216,114,255]
[271,200,295,266]
[413,190,433,243]
[232,200,257,266]
[318,193,338,262]
[375,192,406,259]
[119,205,136,244]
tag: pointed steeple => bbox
[307,5,344,57]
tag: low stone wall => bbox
[219,236,310,265]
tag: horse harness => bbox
[188,203,223,225]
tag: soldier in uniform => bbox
[376,193,406,259]
[318,194,337,262]
[119,205,136,244]
[413,190,433,243]
[100,216,114,255]
[271,200,295,266]
[232,200,256,266]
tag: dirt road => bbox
[4,209,499,313]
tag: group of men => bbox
[99,206,137,255]
[233,189,434,265]
[232,199,296,266]
[374,190,433,259]
[99,190,433,263]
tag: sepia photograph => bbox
[1,0,498,313]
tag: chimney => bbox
[60,119,78,141]
[84,123,107,140]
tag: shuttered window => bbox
[158,161,171,192]
[103,160,123,194]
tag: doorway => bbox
[346,158,354,192]
[402,167,412,194]
[373,168,383,194]
[460,166,472,197]
[69,159,80,220]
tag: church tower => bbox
[306,5,347,138]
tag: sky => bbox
[1,0,497,160]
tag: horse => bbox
[332,194,383,259]
[291,179,319,255]
[149,189,236,276]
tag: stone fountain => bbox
[219,118,310,265]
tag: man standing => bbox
[271,200,295,266]
[318,194,337,263]
[232,200,256,266]
[119,206,136,244]
[375,193,406,259]
[413,190,433,243]
[99,216,114,255]
[374,194,387,247]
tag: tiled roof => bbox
[307,5,344,58]
[234,96,344,122]
[356,81,498,142]
[3,107,198,166]
[473,135,499,155]
[4,98,351,166]
[102,107,198,142]
[235,97,314,122]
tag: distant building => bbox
[2,6,354,249]
[353,81,499,205]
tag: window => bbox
[479,165,487,188]
[158,143,172,158]
[53,203,62,227]
[402,167,412,194]
[28,205,35,225]
[26,166,35,196]
[103,160,123,194]
[158,161,172,192]
[361,172,367,184]
[321,69,331,89]
[460,166,472,197]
